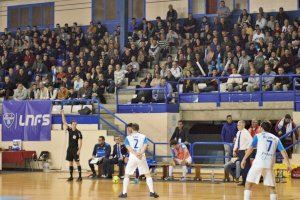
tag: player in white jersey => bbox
[241,121,291,200]
[119,123,159,198]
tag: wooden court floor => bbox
[0,172,300,200]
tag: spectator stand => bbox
[116,86,179,113]
[179,74,300,106]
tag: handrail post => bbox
[259,75,263,106]
[153,143,156,160]
[217,77,220,107]
[116,87,119,113]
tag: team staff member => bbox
[61,109,83,182]
[233,120,252,186]
[88,136,111,178]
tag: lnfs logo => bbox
[3,113,51,128]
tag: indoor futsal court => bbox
[1,0,300,200]
[1,172,300,200]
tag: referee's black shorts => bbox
[66,147,80,162]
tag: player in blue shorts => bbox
[241,120,291,200]
[119,123,159,198]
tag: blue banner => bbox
[2,100,52,141]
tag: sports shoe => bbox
[77,177,82,182]
[88,173,97,179]
[119,193,127,198]
[150,192,159,198]
[164,176,174,181]
[67,177,73,182]
[101,175,107,178]
[180,177,187,182]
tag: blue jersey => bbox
[124,132,148,153]
[251,132,284,169]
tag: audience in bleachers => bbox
[0,4,299,103]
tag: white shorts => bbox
[125,155,150,176]
[174,156,192,165]
[246,167,275,187]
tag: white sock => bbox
[182,166,187,178]
[146,177,154,193]
[270,194,277,200]
[122,177,129,194]
[169,166,173,177]
[244,190,251,200]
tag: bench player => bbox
[119,123,159,198]
[241,120,291,200]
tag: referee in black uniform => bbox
[61,109,83,182]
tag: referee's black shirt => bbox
[67,126,83,149]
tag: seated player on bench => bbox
[88,136,111,178]
[166,140,192,181]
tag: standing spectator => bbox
[221,115,237,163]
[276,7,288,26]
[166,4,177,24]
[13,83,28,100]
[217,1,231,19]
[275,114,298,158]
[233,120,252,186]
[237,9,251,26]
[170,120,189,145]
[152,78,173,103]
[248,119,261,137]
[183,13,197,36]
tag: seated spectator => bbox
[38,83,49,99]
[131,80,152,104]
[114,64,127,88]
[0,76,14,99]
[13,83,28,100]
[238,50,251,75]
[158,33,169,57]
[166,4,177,24]
[276,49,295,74]
[29,84,39,100]
[167,140,192,181]
[244,68,259,92]
[226,68,243,92]
[57,85,69,100]
[254,50,266,74]
[255,13,267,30]
[74,75,83,92]
[128,56,140,75]
[184,13,197,36]
[248,119,261,137]
[148,37,161,66]
[77,81,92,99]
[237,9,251,26]
[91,83,106,104]
[170,61,182,81]
[224,156,240,182]
[48,85,58,100]
[143,72,153,87]
[152,78,173,103]
[252,27,265,43]
[160,63,169,78]
[88,136,111,179]
[182,70,196,93]
[107,136,128,178]
[183,61,195,76]
[273,67,290,91]
[262,65,276,91]
[267,16,276,31]
[217,1,231,19]
[200,69,219,92]
[97,73,107,94]
[166,29,179,50]
[150,73,161,87]
[223,52,238,74]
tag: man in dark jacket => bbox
[88,136,111,178]
[273,67,290,91]
[166,4,177,24]
[131,80,152,103]
[107,136,129,178]
[221,115,237,163]
[0,76,15,99]
[77,81,92,99]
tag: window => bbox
[206,0,218,14]
[130,0,144,19]
[7,3,54,29]
[93,0,118,21]
[192,0,206,14]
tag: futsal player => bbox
[241,120,292,200]
[119,123,159,198]
[61,109,83,182]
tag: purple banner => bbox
[2,100,52,141]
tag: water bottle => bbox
[211,169,215,183]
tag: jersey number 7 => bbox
[267,140,273,152]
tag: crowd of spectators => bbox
[0,1,299,103]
